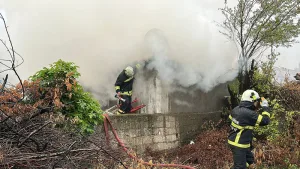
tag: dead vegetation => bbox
[0,78,129,168]
[144,126,232,169]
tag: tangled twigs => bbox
[8,148,100,161]
[17,121,53,148]
[0,113,126,168]
[276,80,300,111]
[76,127,128,168]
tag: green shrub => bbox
[254,99,282,141]
[30,59,103,134]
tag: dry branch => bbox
[17,121,53,148]
[0,74,8,93]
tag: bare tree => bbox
[0,13,25,99]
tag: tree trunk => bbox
[239,59,256,93]
[227,59,256,108]
[227,85,239,108]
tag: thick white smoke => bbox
[144,28,238,92]
[0,0,239,105]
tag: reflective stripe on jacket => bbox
[115,70,134,96]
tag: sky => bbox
[0,0,299,104]
[277,44,300,70]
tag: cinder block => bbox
[165,121,171,128]
[140,121,149,128]
[153,128,164,135]
[133,122,141,129]
[168,116,176,122]
[154,142,168,151]
[133,137,143,145]
[175,120,180,128]
[166,141,179,149]
[156,115,164,122]
[128,129,141,137]
[142,136,153,145]
[148,119,156,128]
[153,135,165,143]
[143,143,153,152]
[135,145,143,154]
[152,121,164,128]
[116,130,126,140]
[142,116,149,122]
[123,120,131,130]
[166,135,177,142]
[142,128,152,136]
[166,121,176,128]
[165,128,177,135]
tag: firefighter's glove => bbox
[260,98,271,112]
[260,97,268,107]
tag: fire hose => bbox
[103,113,196,169]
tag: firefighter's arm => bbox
[115,72,125,93]
[258,98,271,126]
[249,110,270,127]
[250,99,271,126]
[257,107,271,126]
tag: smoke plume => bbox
[0,0,239,105]
[144,28,238,92]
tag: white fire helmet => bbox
[241,89,260,102]
[124,66,134,77]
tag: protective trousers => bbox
[230,145,254,169]
[118,95,132,114]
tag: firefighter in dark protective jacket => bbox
[228,89,271,169]
[114,65,139,114]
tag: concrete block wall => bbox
[107,111,221,154]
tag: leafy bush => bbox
[29,59,103,134]
[253,99,281,141]
[249,55,300,168]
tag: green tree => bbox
[219,0,300,105]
